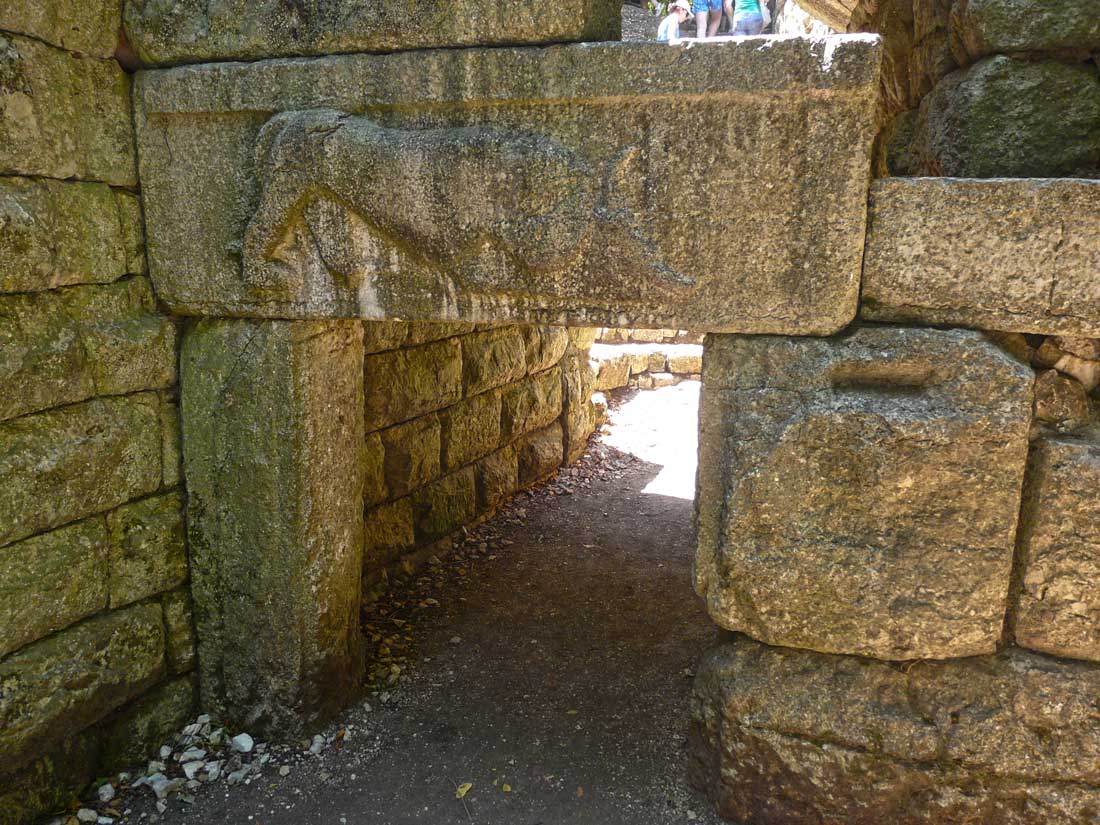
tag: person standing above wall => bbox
[693,0,724,37]
[730,0,767,34]
[658,0,693,41]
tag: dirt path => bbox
[118,383,721,825]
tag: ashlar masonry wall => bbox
[0,3,198,822]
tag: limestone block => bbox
[405,322,477,345]
[517,422,564,486]
[561,346,597,463]
[912,56,1100,178]
[411,467,477,544]
[1033,370,1092,433]
[0,35,135,185]
[501,368,563,441]
[1053,352,1100,392]
[0,518,109,658]
[107,492,187,608]
[97,675,196,776]
[162,587,196,675]
[364,339,462,430]
[951,0,1100,63]
[523,326,570,375]
[379,416,441,499]
[0,178,143,294]
[0,731,98,825]
[690,635,1100,825]
[361,431,387,508]
[134,38,880,332]
[363,498,416,570]
[124,0,620,65]
[1013,436,1100,661]
[0,0,122,57]
[0,394,161,547]
[181,319,365,735]
[1057,337,1100,360]
[696,326,1033,660]
[569,328,599,349]
[595,355,631,391]
[440,390,502,472]
[361,320,408,354]
[461,329,527,397]
[863,178,1100,336]
[476,446,519,511]
[160,396,181,488]
[0,603,165,771]
[667,348,703,374]
[650,372,678,388]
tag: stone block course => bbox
[951,0,1100,63]
[162,586,196,675]
[0,518,109,657]
[476,446,519,512]
[696,326,1034,660]
[364,338,462,430]
[363,498,416,570]
[0,178,143,294]
[379,416,441,500]
[523,326,570,375]
[97,674,196,775]
[0,34,135,184]
[106,491,187,608]
[500,368,563,442]
[1013,435,1100,662]
[517,423,564,486]
[440,390,502,472]
[690,635,1100,824]
[123,0,621,65]
[461,329,527,398]
[0,0,122,57]
[0,602,165,771]
[0,394,161,547]
[411,467,477,544]
[0,730,98,825]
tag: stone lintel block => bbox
[124,0,621,65]
[0,278,176,422]
[690,635,1100,825]
[696,326,1034,660]
[440,390,503,472]
[363,497,416,572]
[0,394,162,547]
[863,178,1100,336]
[97,674,196,776]
[517,422,564,486]
[364,338,462,430]
[410,467,477,544]
[181,319,365,737]
[0,0,122,57]
[379,415,441,500]
[1013,435,1100,661]
[501,368,563,442]
[134,38,880,331]
[0,518,110,658]
[0,603,165,773]
[461,329,527,398]
[0,178,143,294]
[107,491,188,608]
[0,34,135,185]
[951,0,1100,63]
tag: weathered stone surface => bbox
[696,326,1034,660]
[0,279,176,422]
[561,344,597,463]
[522,326,569,375]
[461,329,527,397]
[364,339,461,430]
[107,492,187,608]
[0,35,135,184]
[363,498,416,570]
[0,518,109,658]
[405,322,477,346]
[410,467,476,544]
[863,178,1100,335]
[912,56,1100,178]
[124,0,620,65]
[360,320,408,354]
[0,178,143,294]
[379,416,440,499]
[517,423,564,486]
[181,319,365,735]
[0,731,98,825]
[162,587,196,675]
[97,675,196,775]
[362,431,387,507]
[476,446,519,511]
[440,390,502,472]
[1013,436,1100,661]
[690,635,1100,825]
[1033,370,1092,433]
[0,0,121,57]
[0,603,165,770]
[951,0,1100,63]
[160,396,181,488]
[0,394,161,547]
[501,368,563,441]
[595,355,631,391]
[667,348,703,374]
[135,38,880,332]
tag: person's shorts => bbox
[732,11,764,33]
[692,0,722,13]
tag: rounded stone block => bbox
[695,325,1034,660]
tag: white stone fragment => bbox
[231,732,254,753]
[76,810,98,823]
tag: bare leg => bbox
[707,8,721,35]
[723,0,734,33]
[695,10,708,37]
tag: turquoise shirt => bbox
[734,0,760,14]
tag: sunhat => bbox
[670,0,692,13]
